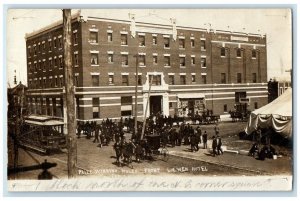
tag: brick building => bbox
[25,11,268,122]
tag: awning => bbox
[25,119,64,126]
[177,93,205,99]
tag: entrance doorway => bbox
[188,100,195,116]
[150,96,162,115]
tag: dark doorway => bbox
[188,100,195,116]
[150,96,162,115]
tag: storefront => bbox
[177,94,206,117]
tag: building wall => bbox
[25,16,268,121]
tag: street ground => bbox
[8,121,293,180]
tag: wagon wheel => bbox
[160,147,169,162]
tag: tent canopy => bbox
[252,88,292,117]
[245,88,292,138]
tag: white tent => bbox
[245,88,292,138]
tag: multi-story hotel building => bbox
[25,11,268,122]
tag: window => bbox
[121,96,132,116]
[108,54,114,63]
[152,36,157,45]
[138,75,142,85]
[224,104,228,112]
[75,75,79,86]
[42,61,46,71]
[139,35,145,46]
[180,57,185,67]
[52,98,57,116]
[169,102,173,108]
[191,39,195,48]
[43,79,46,88]
[39,61,41,70]
[122,75,129,86]
[191,57,195,65]
[179,39,185,48]
[121,34,128,45]
[153,56,158,64]
[60,77,64,87]
[164,56,170,66]
[53,38,57,48]
[180,75,186,85]
[237,73,242,83]
[73,32,78,45]
[43,43,46,51]
[201,58,206,68]
[59,57,64,69]
[28,47,31,57]
[38,44,41,52]
[91,53,98,65]
[135,75,142,85]
[149,75,161,86]
[121,55,128,66]
[49,78,52,88]
[74,54,79,66]
[107,33,113,42]
[54,58,57,67]
[169,75,175,85]
[139,55,146,66]
[34,63,38,71]
[92,98,100,118]
[236,49,242,58]
[252,73,257,83]
[59,38,63,48]
[200,40,206,51]
[202,75,207,84]
[55,77,58,87]
[254,102,258,109]
[108,75,114,85]
[221,73,226,84]
[92,75,99,86]
[34,46,37,55]
[164,37,170,48]
[192,75,196,83]
[89,32,98,43]
[252,50,257,58]
[48,41,52,51]
[221,47,226,57]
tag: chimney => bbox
[129,13,136,38]
[170,18,177,41]
[14,70,17,85]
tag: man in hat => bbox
[212,135,218,157]
[202,131,208,149]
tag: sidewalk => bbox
[168,141,292,175]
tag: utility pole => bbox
[63,9,77,178]
[134,54,138,136]
[141,75,153,140]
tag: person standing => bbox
[214,123,219,135]
[195,126,201,151]
[202,131,208,149]
[212,136,218,157]
[216,135,223,155]
[113,139,122,166]
[93,124,100,143]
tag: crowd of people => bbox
[248,127,278,160]
[75,113,224,165]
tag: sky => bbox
[6,8,292,87]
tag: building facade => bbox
[26,11,268,122]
